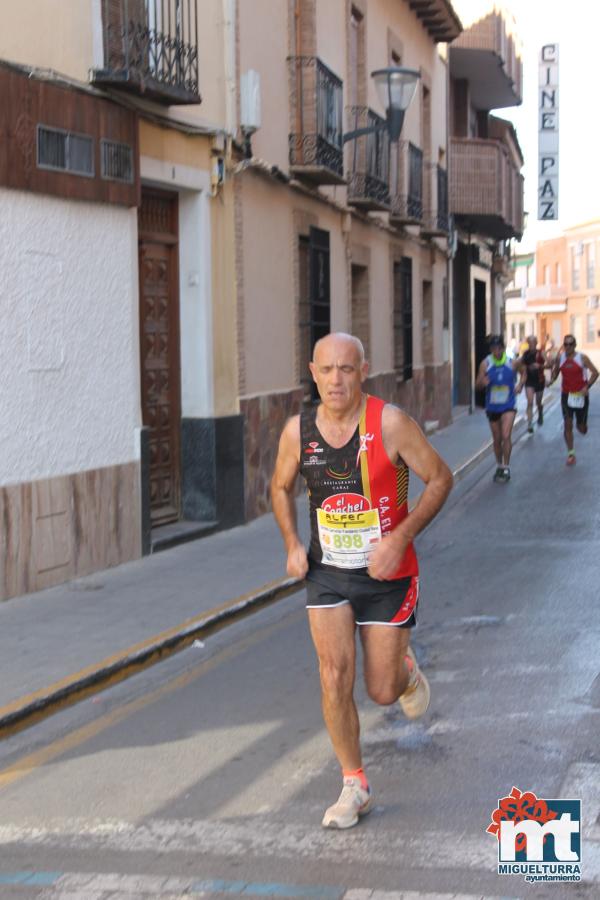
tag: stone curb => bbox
[0,398,555,740]
[0,577,301,740]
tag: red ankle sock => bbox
[343,767,369,791]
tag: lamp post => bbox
[342,67,420,144]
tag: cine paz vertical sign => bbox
[538,43,559,220]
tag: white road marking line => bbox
[0,817,516,872]
[344,893,516,900]
[3,809,599,888]
[426,708,600,736]
[28,871,520,900]
[37,872,206,898]
[560,762,600,840]
[214,707,382,818]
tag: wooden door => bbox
[138,189,181,526]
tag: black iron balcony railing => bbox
[436,164,449,232]
[390,141,423,224]
[288,57,344,184]
[93,0,200,105]
[346,107,390,210]
[422,163,449,235]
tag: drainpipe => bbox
[222,0,237,136]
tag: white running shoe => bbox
[321,776,372,829]
[399,646,431,719]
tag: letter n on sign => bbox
[538,44,559,220]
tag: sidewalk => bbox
[0,392,551,737]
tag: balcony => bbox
[346,107,390,211]
[524,284,567,313]
[408,0,462,43]
[389,141,423,226]
[288,57,344,185]
[450,137,524,240]
[449,8,522,109]
[421,163,449,236]
[92,0,200,105]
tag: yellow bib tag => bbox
[317,508,381,569]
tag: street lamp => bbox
[343,67,420,144]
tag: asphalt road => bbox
[0,400,599,900]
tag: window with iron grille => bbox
[101,139,134,183]
[442,276,449,330]
[437,166,448,231]
[393,257,413,381]
[407,144,423,220]
[37,126,94,177]
[298,228,331,403]
[351,264,370,361]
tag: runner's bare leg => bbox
[308,605,362,771]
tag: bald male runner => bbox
[271,333,453,829]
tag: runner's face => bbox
[309,340,367,410]
[564,339,576,356]
[491,345,504,359]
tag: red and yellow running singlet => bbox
[299,395,418,579]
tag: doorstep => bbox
[151,519,220,553]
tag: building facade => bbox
[0,0,237,601]
[506,220,600,367]
[448,4,524,407]
[2,0,530,602]
[504,251,539,351]
[234,0,462,517]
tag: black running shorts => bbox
[306,564,419,627]
[486,408,516,423]
[561,392,589,427]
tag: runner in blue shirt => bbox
[476,335,525,483]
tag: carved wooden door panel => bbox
[138,190,180,526]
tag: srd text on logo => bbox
[487,786,581,883]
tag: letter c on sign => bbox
[541,44,557,62]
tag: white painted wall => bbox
[0,188,140,487]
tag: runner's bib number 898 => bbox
[317,508,381,569]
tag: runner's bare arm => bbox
[582,354,599,391]
[550,354,561,384]
[475,358,489,389]
[368,406,453,581]
[514,358,526,392]
[270,416,309,579]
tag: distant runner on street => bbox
[271,333,453,829]
[549,335,598,466]
[476,334,525,483]
[520,335,546,432]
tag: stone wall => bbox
[366,364,451,428]
[0,462,140,602]
[240,387,304,520]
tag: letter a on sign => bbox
[538,44,559,220]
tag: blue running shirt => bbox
[485,354,516,413]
